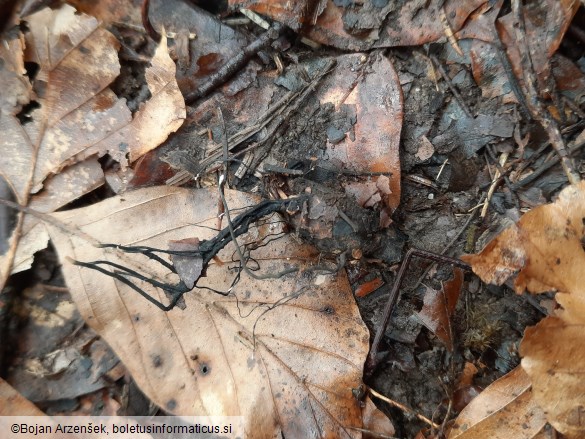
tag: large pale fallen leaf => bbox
[0,4,185,277]
[448,366,546,439]
[46,186,370,438]
[462,181,585,438]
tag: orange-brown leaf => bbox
[462,181,585,438]
[416,268,463,351]
[448,366,546,439]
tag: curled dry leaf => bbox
[462,181,585,438]
[46,186,371,438]
[448,366,546,439]
[0,4,185,277]
[361,396,395,438]
[416,268,463,352]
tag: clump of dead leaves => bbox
[460,181,585,439]
[0,5,395,438]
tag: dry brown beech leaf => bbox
[462,181,585,438]
[416,268,463,351]
[317,52,403,219]
[361,396,395,438]
[0,4,184,279]
[46,186,371,438]
[448,366,546,439]
[304,0,485,51]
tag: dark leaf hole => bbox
[24,61,39,81]
[15,100,40,125]
[321,305,335,315]
[200,363,210,375]
[192,0,227,14]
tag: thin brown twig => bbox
[368,387,440,430]
[185,23,285,103]
[346,427,398,439]
[511,0,580,184]
[366,248,470,374]
[408,205,482,297]
[429,54,473,118]
[511,139,585,190]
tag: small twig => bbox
[245,60,336,176]
[436,158,449,181]
[169,60,335,185]
[409,204,482,295]
[485,145,519,209]
[366,248,470,374]
[368,387,440,430]
[429,54,473,119]
[439,391,453,437]
[217,110,299,281]
[490,28,532,119]
[141,0,160,42]
[561,95,585,119]
[481,152,509,218]
[338,210,359,233]
[439,7,463,57]
[185,22,285,103]
[511,139,585,190]
[511,0,580,184]
[239,8,270,30]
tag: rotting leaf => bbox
[304,0,485,51]
[361,396,395,438]
[462,181,585,438]
[229,0,328,31]
[6,283,121,402]
[0,379,157,438]
[496,0,580,95]
[0,5,185,279]
[469,0,582,104]
[45,186,372,438]
[448,366,546,439]
[317,52,403,221]
[416,268,463,351]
